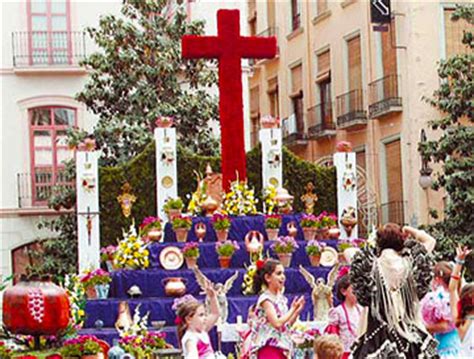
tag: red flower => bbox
[174,316,182,325]
[256,259,266,270]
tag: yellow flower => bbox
[78,309,85,317]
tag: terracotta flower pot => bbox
[277,253,292,267]
[302,227,316,241]
[86,286,97,299]
[185,257,198,269]
[167,209,181,221]
[174,228,188,242]
[266,228,279,241]
[219,256,232,269]
[309,255,321,267]
[317,228,329,240]
[215,229,228,242]
[338,253,348,265]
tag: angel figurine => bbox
[193,267,239,324]
[298,264,339,321]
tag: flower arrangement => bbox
[211,213,231,230]
[163,197,184,212]
[305,240,326,256]
[336,140,353,152]
[292,323,321,349]
[223,180,258,216]
[181,242,200,258]
[271,236,299,254]
[337,239,364,252]
[63,274,86,334]
[262,184,278,214]
[265,214,281,229]
[316,211,338,229]
[172,215,193,230]
[60,335,102,357]
[300,214,318,228]
[155,116,174,128]
[114,225,150,269]
[0,341,12,358]
[241,263,257,296]
[119,332,168,358]
[139,216,162,234]
[100,245,117,263]
[79,268,111,289]
[215,240,240,257]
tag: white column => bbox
[334,152,358,239]
[76,151,100,272]
[155,127,178,223]
[260,128,283,188]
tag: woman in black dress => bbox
[350,223,439,358]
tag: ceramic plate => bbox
[161,176,174,188]
[320,246,338,267]
[159,246,184,270]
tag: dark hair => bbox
[457,283,474,327]
[175,300,203,342]
[336,274,351,301]
[433,261,453,287]
[253,258,281,294]
[376,223,406,253]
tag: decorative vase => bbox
[167,209,181,221]
[215,229,228,242]
[302,227,315,241]
[86,286,97,299]
[115,301,132,332]
[174,228,188,242]
[309,255,321,266]
[287,221,298,238]
[194,223,207,242]
[341,218,357,238]
[201,196,219,216]
[95,284,110,299]
[105,260,114,272]
[277,253,292,267]
[219,256,232,269]
[185,257,198,269]
[162,277,187,297]
[266,228,279,241]
[147,228,162,242]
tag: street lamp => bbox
[419,129,433,190]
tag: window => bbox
[267,0,276,28]
[382,139,405,224]
[267,77,279,118]
[29,106,75,205]
[347,35,362,91]
[290,64,304,132]
[27,0,71,65]
[444,8,471,57]
[291,0,301,31]
[381,20,397,77]
[250,116,260,149]
[316,50,332,125]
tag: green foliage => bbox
[163,197,184,211]
[419,5,474,276]
[76,0,219,166]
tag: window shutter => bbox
[250,87,260,115]
[316,50,330,82]
[385,140,403,203]
[444,9,471,57]
[291,64,303,96]
[347,35,362,91]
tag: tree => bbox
[77,0,219,165]
[419,5,473,268]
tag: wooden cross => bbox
[182,9,276,190]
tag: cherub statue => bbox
[193,267,239,324]
[298,264,339,321]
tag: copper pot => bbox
[162,277,187,297]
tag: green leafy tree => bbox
[419,5,473,272]
[76,0,219,165]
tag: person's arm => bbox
[449,246,471,321]
[425,321,450,334]
[261,296,303,330]
[184,338,198,359]
[204,283,220,331]
[402,226,436,253]
[287,297,305,326]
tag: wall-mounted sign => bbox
[370,0,391,24]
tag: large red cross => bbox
[182,9,276,190]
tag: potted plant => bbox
[61,335,103,359]
[212,213,231,242]
[139,216,162,242]
[119,332,168,357]
[79,269,112,299]
[316,211,338,239]
[215,241,240,268]
[264,214,281,240]
[271,236,299,267]
[300,214,318,241]
[100,245,117,272]
[163,197,184,221]
[172,215,192,242]
[305,240,326,266]
[181,242,200,269]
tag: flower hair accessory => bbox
[174,316,183,325]
[256,259,266,270]
[172,294,198,311]
[336,266,350,280]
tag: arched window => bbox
[29,106,76,205]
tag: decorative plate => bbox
[160,246,184,270]
[320,246,338,267]
[269,177,279,187]
[161,176,174,188]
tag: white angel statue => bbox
[193,267,239,324]
[298,264,339,321]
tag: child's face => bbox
[186,305,207,332]
[342,285,357,305]
[265,264,286,292]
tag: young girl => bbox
[421,261,461,358]
[448,245,473,357]
[248,258,305,358]
[327,270,362,359]
[173,282,220,359]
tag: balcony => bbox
[12,31,86,72]
[379,200,406,225]
[282,114,307,147]
[336,89,367,130]
[17,172,73,208]
[307,103,336,139]
[369,74,402,118]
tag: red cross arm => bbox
[182,35,221,59]
[240,37,277,58]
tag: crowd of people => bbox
[172,223,473,358]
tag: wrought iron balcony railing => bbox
[12,31,86,67]
[307,103,336,138]
[336,89,367,129]
[17,172,73,208]
[379,200,406,226]
[369,74,402,118]
[282,114,307,145]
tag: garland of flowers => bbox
[63,274,87,335]
[241,263,257,295]
[223,180,258,216]
[114,224,150,269]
